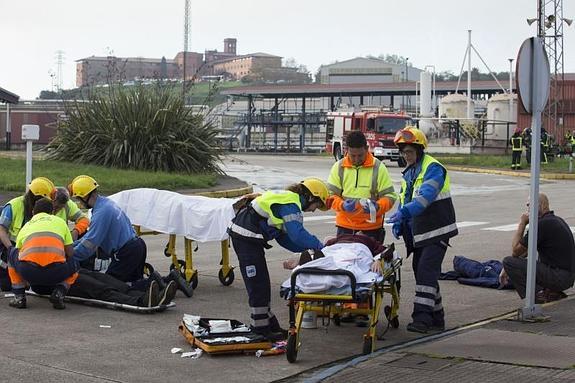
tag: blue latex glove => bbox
[392,222,402,239]
[386,210,404,224]
[342,199,358,212]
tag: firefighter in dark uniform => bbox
[510,128,523,170]
[228,178,329,341]
[541,128,549,164]
[388,127,458,333]
[522,127,532,165]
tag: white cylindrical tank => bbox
[419,71,433,117]
[485,93,517,140]
[438,93,474,119]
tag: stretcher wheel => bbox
[362,336,373,355]
[384,305,400,329]
[286,333,298,363]
[218,268,234,286]
[143,263,154,276]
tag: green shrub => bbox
[45,85,222,174]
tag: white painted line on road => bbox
[482,224,518,232]
[456,221,489,228]
[304,215,336,222]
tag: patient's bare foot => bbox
[283,258,299,270]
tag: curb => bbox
[446,166,575,180]
[191,185,253,198]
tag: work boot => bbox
[49,286,67,310]
[158,280,177,306]
[9,294,27,309]
[144,280,160,307]
[406,321,430,334]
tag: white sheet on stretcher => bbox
[280,242,382,293]
[108,188,238,242]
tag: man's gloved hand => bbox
[386,209,404,224]
[360,199,378,214]
[392,223,402,239]
[342,199,358,212]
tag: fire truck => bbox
[325,110,414,166]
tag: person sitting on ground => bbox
[500,193,575,303]
[7,198,80,309]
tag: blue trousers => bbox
[8,248,79,295]
[411,241,447,326]
[230,236,281,333]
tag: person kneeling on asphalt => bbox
[7,198,80,309]
[500,193,575,303]
[68,175,148,286]
[228,178,329,342]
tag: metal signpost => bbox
[21,124,40,190]
[515,37,550,319]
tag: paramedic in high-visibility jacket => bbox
[8,198,79,309]
[388,126,458,334]
[228,178,328,342]
[327,130,397,243]
[68,175,147,285]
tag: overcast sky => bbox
[1,0,574,99]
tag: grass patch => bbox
[433,153,575,173]
[0,157,218,194]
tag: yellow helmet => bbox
[69,175,99,198]
[28,177,55,200]
[301,178,329,211]
[394,126,428,149]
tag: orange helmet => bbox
[394,126,428,149]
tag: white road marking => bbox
[304,215,336,222]
[482,224,519,232]
[456,221,489,228]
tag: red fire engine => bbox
[325,110,414,166]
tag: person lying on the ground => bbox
[281,235,395,293]
[31,269,178,308]
[500,193,575,303]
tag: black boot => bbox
[9,294,27,309]
[49,286,67,310]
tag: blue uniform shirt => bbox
[73,195,136,261]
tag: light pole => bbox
[508,58,514,125]
[405,57,409,110]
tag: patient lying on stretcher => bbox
[281,234,395,294]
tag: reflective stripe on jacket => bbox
[400,155,458,247]
[16,213,73,267]
[251,191,302,230]
[327,152,396,231]
[511,136,523,151]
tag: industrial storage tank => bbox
[485,93,517,140]
[438,93,475,119]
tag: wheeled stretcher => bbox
[281,244,401,363]
[108,188,241,293]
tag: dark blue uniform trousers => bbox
[231,236,281,334]
[106,237,147,284]
[412,241,447,326]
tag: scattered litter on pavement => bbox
[171,348,183,354]
[181,349,203,359]
[99,325,112,328]
[256,341,287,357]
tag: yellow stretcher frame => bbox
[134,225,235,291]
[285,256,401,363]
